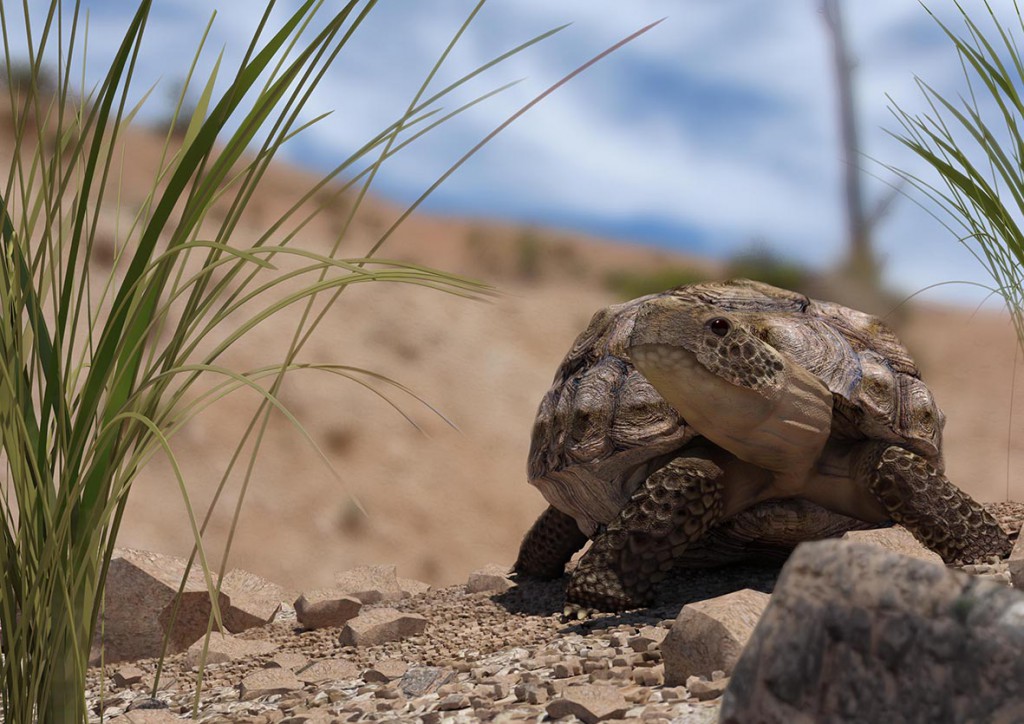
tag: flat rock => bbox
[92,548,231,664]
[662,588,770,685]
[219,569,289,632]
[293,591,362,630]
[686,675,729,701]
[185,632,276,669]
[721,539,1024,723]
[1008,524,1024,588]
[466,564,515,594]
[842,526,944,565]
[338,608,427,647]
[545,683,628,723]
[111,664,145,688]
[239,668,303,701]
[333,564,407,604]
[296,658,360,683]
[363,659,409,682]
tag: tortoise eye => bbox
[708,318,731,337]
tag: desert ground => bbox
[61,126,1020,594]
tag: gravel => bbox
[87,503,1024,723]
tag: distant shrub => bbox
[604,266,708,299]
[516,229,542,280]
[3,60,55,94]
[726,246,811,294]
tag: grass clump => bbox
[0,0,659,719]
[889,1,1024,342]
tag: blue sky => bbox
[11,1,1020,302]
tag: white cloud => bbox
[12,0,1019,302]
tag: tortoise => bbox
[514,278,1011,612]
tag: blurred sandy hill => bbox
[4,110,1022,591]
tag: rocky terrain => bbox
[87,504,1024,723]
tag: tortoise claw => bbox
[562,603,598,621]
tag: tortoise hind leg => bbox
[514,505,588,579]
[857,443,1012,563]
[566,455,726,612]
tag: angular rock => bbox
[333,564,407,603]
[398,665,454,696]
[397,577,432,597]
[721,540,1024,724]
[628,625,668,653]
[219,569,289,632]
[552,657,583,678]
[842,526,943,565]
[296,658,360,683]
[294,591,362,630]
[465,564,515,594]
[239,668,303,701]
[338,608,427,647]
[686,675,729,701]
[515,682,549,705]
[92,548,230,664]
[438,694,471,711]
[1009,524,1024,588]
[545,684,628,723]
[111,664,145,688]
[363,659,409,683]
[185,632,276,669]
[662,588,770,685]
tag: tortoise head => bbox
[627,295,832,476]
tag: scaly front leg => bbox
[857,443,1011,563]
[565,455,726,614]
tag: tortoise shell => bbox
[528,279,944,537]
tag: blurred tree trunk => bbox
[821,0,877,284]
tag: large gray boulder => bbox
[721,539,1024,723]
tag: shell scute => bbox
[528,278,945,534]
[610,368,684,449]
